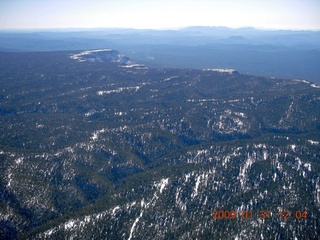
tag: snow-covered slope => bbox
[70,49,130,64]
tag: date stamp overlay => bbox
[212,209,307,220]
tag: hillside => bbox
[0,50,319,239]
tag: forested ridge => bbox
[0,50,319,239]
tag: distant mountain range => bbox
[0,26,319,83]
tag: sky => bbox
[0,0,320,30]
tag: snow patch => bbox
[121,64,147,69]
[238,155,255,190]
[64,220,76,230]
[311,83,320,89]
[293,79,320,89]
[163,76,178,81]
[203,68,237,74]
[97,86,142,95]
[15,157,24,165]
[154,178,169,194]
[91,128,106,141]
[128,211,143,240]
[308,140,319,145]
[290,144,296,151]
[112,206,120,215]
[70,49,112,62]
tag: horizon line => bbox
[1,25,320,32]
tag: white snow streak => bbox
[128,211,143,240]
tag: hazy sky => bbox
[0,0,320,30]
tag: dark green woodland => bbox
[0,50,319,239]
